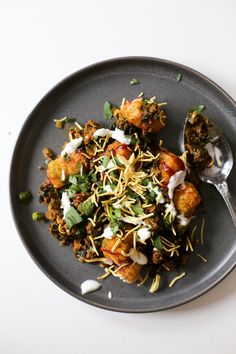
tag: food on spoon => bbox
[184,105,220,170]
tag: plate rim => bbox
[10,56,236,313]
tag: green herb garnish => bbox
[164,214,172,228]
[54,117,76,129]
[189,105,205,115]
[68,174,91,195]
[113,156,122,166]
[32,211,44,221]
[130,78,139,85]
[89,172,98,183]
[64,117,76,123]
[114,208,121,218]
[111,224,119,234]
[68,175,77,184]
[77,200,95,216]
[126,190,140,200]
[141,178,151,186]
[102,156,110,168]
[103,101,113,119]
[110,219,124,234]
[65,207,83,229]
[153,235,162,251]
[18,190,32,203]
[131,204,144,216]
[129,134,140,146]
[176,73,182,82]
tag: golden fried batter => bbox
[115,263,142,284]
[46,151,89,188]
[158,149,185,185]
[104,141,132,160]
[173,182,201,217]
[115,99,165,134]
[101,234,132,266]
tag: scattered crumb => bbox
[176,73,182,82]
[108,291,112,299]
[42,147,54,159]
[130,78,140,85]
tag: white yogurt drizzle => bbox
[61,137,83,157]
[129,248,148,265]
[61,169,66,181]
[81,280,101,295]
[177,213,190,226]
[137,227,152,241]
[165,203,177,220]
[167,169,186,200]
[147,183,165,204]
[101,225,113,239]
[93,128,131,145]
[61,191,71,218]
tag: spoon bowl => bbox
[197,133,233,184]
[182,114,236,228]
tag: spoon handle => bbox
[215,181,236,228]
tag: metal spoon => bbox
[182,115,236,227]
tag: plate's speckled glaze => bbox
[10,57,236,312]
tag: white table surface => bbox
[1,1,236,353]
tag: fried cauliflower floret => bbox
[46,151,89,188]
[101,233,143,283]
[158,149,185,185]
[114,99,166,134]
[115,263,142,284]
[173,182,201,217]
[101,235,132,265]
[104,141,132,160]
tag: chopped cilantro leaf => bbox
[89,172,98,183]
[141,178,151,186]
[189,105,205,115]
[126,190,140,200]
[114,208,121,218]
[65,207,83,229]
[164,214,172,229]
[110,220,124,234]
[102,156,110,168]
[69,175,77,184]
[131,204,144,216]
[153,235,163,251]
[113,156,122,166]
[64,117,76,123]
[68,174,91,195]
[149,190,157,199]
[129,134,140,146]
[103,101,113,119]
[77,200,95,216]
[111,224,119,234]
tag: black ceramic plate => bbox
[10,57,236,312]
